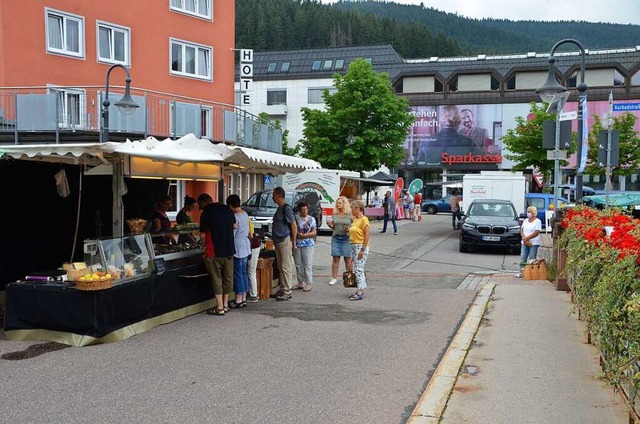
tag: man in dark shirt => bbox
[271,187,297,301]
[198,193,236,315]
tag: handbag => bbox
[523,259,547,280]
[249,233,261,249]
[343,270,357,288]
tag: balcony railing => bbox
[0,86,282,153]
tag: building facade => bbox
[237,44,640,194]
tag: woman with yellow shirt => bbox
[348,200,370,301]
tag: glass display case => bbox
[83,234,155,283]
[150,225,202,261]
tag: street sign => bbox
[546,150,567,160]
[613,103,640,112]
[559,111,577,121]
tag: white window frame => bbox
[169,0,213,20]
[45,8,85,59]
[308,87,336,104]
[170,38,213,81]
[96,21,131,66]
[201,106,213,139]
[47,85,86,129]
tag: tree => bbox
[300,59,413,172]
[501,102,576,187]
[585,112,640,177]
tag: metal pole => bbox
[553,113,561,211]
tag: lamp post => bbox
[535,39,588,203]
[100,64,139,238]
[100,64,139,143]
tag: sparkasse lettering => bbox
[441,152,503,165]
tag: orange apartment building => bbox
[0,0,273,206]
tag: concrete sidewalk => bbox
[438,276,629,424]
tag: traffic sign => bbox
[613,103,640,112]
[559,111,577,121]
[546,150,567,160]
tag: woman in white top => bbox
[517,205,542,278]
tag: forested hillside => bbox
[236,0,640,57]
[235,0,462,58]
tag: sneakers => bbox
[328,278,337,285]
[247,295,259,303]
[394,232,398,235]
[276,292,292,301]
[516,272,522,278]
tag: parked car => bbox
[525,193,568,227]
[242,189,322,235]
[459,199,523,254]
[421,194,461,215]
[549,184,596,202]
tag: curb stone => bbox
[407,282,496,423]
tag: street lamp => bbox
[536,39,588,203]
[100,64,139,143]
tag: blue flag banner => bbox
[579,95,588,173]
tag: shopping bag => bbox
[523,259,547,280]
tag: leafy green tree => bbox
[585,112,640,177]
[501,102,576,187]
[300,59,413,172]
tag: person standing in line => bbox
[348,200,370,301]
[198,193,236,316]
[449,189,462,230]
[517,206,542,278]
[371,191,382,208]
[271,187,297,301]
[414,191,423,221]
[227,194,251,309]
[380,191,397,235]
[293,201,317,292]
[246,219,261,303]
[327,196,353,285]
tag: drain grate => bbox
[1,342,70,360]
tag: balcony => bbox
[0,86,282,154]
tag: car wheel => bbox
[427,205,437,215]
[459,242,469,253]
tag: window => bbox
[614,70,625,86]
[633,70,640,86]
[434,79,444,93]
[491,76,500,91]
[363,58,372,64]
[97,22,130,65]
[170,39,212,80]
[267,62,277,73]
[267,90,286,105]
[334,59,344,69]
[323,60,332,70]
[45,9,84,58]
[48,86,85,129]
[170,0,212,20]
[506,75,516,90]
[281,62,290,72]
[201,106,212,139]
[448,77,458,92]
[312,61,321,70]
[308,87,336,104]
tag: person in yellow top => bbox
[348,200,370,301]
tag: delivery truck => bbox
[282,169,360,231]
[461,171,527,216]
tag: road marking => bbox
[407,282,495,423]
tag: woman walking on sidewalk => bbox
[327,196,353,285]
[293,201,317,292]
[517,205,542,278]
[348,200,370,301]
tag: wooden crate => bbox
[257,257,275,299]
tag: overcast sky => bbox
[321,0,640,25]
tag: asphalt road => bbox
[0,214,522,424]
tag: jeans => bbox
[293,245,314,284]
[382,213,397,233]
[233,256,249,295]
[452,210,461,229]
[519,244,539,271]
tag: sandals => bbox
[228,300,242,309]
[303,284,312,292]
[348,292,364,301]
[206,308,225,316]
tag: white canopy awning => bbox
[0,133,321,175]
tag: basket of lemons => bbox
[75,271,114,291]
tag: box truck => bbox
[282,169,360,231]
[461,171,527,215]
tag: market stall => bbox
[0,134,321,346]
